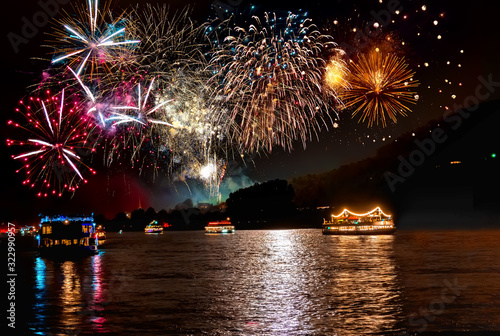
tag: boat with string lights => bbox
[144,220,163,234]
[205,220,235,234]
[95,224,106,240]
[322,207,396,235]
[37,215,99,257]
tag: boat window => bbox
[62,239,72,246]
[54,240,60,245]
[82,225,92,233]
[73,239,78,245]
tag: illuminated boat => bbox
[144,220,163,234]
[38,215,99,257]
[95,225,106,240]
[205,220,235,234]
[322,207,396,235]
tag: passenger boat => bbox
[322,207,396,235]
[205,220,235,233]
[38,215,99,257]
[144,220,163,234]
[95,225,106,240]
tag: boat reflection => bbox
[33,252,109,334]
[33,257,47,334]
[60,261,83,331]
[325,235,404,335]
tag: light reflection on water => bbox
[32,252,108,335]
[30,230,403,335]
[24,229,500,335]
[326,235,402,335]
[33,257,46,334]
[238,231,317,334]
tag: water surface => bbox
[8,229,500,335]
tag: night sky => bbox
[1,0,500,224]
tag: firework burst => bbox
[198,156,227,199]
[324,49,350,102]
[47,0,139,78]
[210,11,338,153]
[6,90,97,197]
[340,51,419,127]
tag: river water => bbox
[5,229,500,335]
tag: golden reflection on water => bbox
[60,261,83,331]
[326,235,402,335]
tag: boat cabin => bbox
[38,215,98,256]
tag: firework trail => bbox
[210,11,339,153]
[110,78,174,129]
[76,76,174,170]
[128,4,210,77]
[47,0,139,79]
[340,51,419,127]
[68,66,112,128]
[6,90,97,197]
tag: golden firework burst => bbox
[341,51,419,127]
